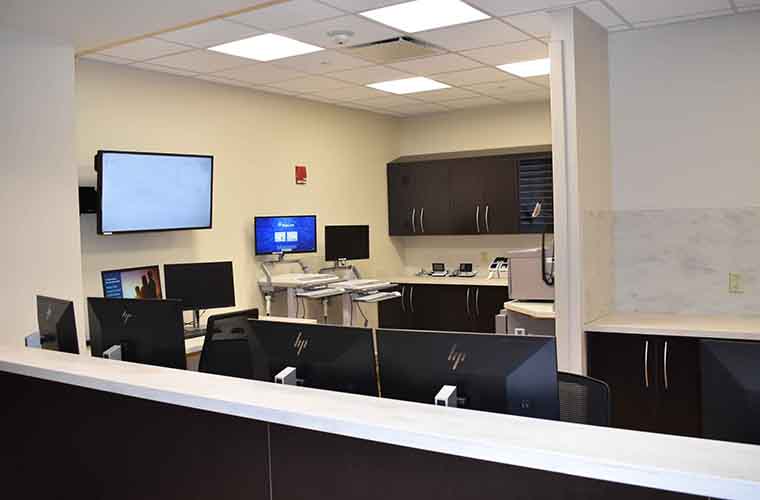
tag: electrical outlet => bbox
[729,272,744,294]
[480,251,489,264]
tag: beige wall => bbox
[77,60,403,319]
[1,29,85,349]
[610,12,760,314]
[396,103,552,273]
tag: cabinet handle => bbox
[475,205,481,233]
[409,286,414,313]
[411,208,416,233]
[485,205,490,233]
[466,288,471,318]
[475,288,480,316]
[420,207,425,233]
[664,341,669,391]
[400,286,406,313]
[643,340,650,388]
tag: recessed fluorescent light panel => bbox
[209,33,323,62]
[498,58,551,78]
[360,0,490,33]
[368,77,450,95]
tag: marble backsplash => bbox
[615,207,760,315]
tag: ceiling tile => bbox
[80,53,135,64]
[388,102,449,115]
[578,1,627,28]
[157,20,261,49]
[213,63,307,84]
[633,7,733,27]
[416,19,530,51]
[148,49,251,73]
[431,66,514,86]
[267,75,352,93]
[526,75,550,87]
[503,89,551,103]
[129,62,200,77]
[503,11,551,38]
[275,50,372,74]
[309,85,388,101]
[736,0,760,7]
[279,15,402,49]
[356,94,423,107]
[604,0,730,24]
[326,65,412,84]
[464,0,583,17]
[412,87,480,102]
[465,79,542,97]
[100,37,190,61]
[440,96,503,109]
[195,74,254,87]
[461,39,548,66]
[227,0,344,31]
[389,53,481,76]
[318,0,409,12]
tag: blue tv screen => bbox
[255,215,317,255]
[96,150,213,234]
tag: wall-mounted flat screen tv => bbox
[96,150,213,235]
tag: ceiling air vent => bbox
[347,36,445,64]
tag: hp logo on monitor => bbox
[121,310,134,326]
[293,332,309,357]
[448,345,467,371]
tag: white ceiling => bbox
[72,0,759,117]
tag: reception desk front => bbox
[1,346,758,500]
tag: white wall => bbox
[0,29,84,348]
[610,12,760,314]
[397,103,552,273]
[550,8,613,373]
[77,60,403,321]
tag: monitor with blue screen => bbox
[254,215,317,255]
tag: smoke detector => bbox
[327,30,355,46]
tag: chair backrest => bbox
[557,371,611,426]
[198,309,259,379]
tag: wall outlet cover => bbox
[729,272,744,294]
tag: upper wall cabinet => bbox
[387,149,553,236]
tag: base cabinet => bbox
[378,284,508,334]
[587,332,701,438]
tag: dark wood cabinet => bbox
[587,332,701,438]
[378,283,508,334]
[387,150,549,236]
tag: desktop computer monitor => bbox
[701,339,760,445]
[377,329,559,419]
[101,265,162,299]
[36,296,80,354]
[247,320,378,396]
[164,261,235,311]
[88,297,186,370]
[325,225,370,262]
[254,215,317,255]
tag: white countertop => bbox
[2,346,760,499]
[184,316,318,354]
[384,275,508,287]
[585,312,760,341]
[505,301,556,319]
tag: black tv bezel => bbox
[324,224,370,262]
[100,264,163,299]
[95,149,214,236]
[253,215,318,256]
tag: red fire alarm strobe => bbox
[295,165,307,185]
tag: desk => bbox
[2,346,759,499]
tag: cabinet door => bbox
[414,163,451,235]
[433,285,474,332]
[472,286,509,333]
[387,164,417,236]
[378,285,412,329]
[517,155,553,234]
[448,159,486,235]
[587,333,660,432]
[482,158,520,235]
[656,337,701,437]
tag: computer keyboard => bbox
[298,287,345,298]
[355,291,401,303]
[184,328,206,340]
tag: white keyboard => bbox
[331,279,394,292]
[298,287,345,298]
[354,291,401,303]
[295,274,330,282]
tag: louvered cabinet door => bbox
[518,155,554,234]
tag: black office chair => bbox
[198,308,259,379]
[557,371,611,427]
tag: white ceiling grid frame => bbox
[225,0,345,31]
